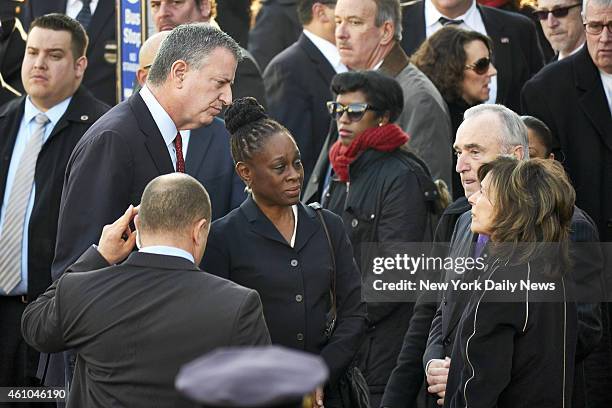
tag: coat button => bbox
[80,115,89,121]
[351,218,358,228]
[297,333,304,341]
[443,338,451,346]
[295,294,303,302]
[290,259,298,267]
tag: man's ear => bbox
[136,68,148,86]
[193,218,208,244]
[379,21,395,46]
[74,55,88,79]
[170,59,188,88]
[235,161,252,188]
[512,145,525,160]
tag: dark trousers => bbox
[0,296,55,408]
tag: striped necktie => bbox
[0,113,49,294]
[438,17,464,26]
[76,0,92,30]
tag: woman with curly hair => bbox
[411,27,497,198]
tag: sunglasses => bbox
[584,21,612,35]
[532,3,581,20]
[326,101,379,122]
[465,57,492,75]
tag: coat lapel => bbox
[299,34,336,85]
[574,47,612,152]
[46,88,98,140]
[479,6,512,105]
[85,0,113,46]
[400,0,426,55]
[185,125,214,175]
[293,203,319,252]
[129,93,174,174]
[240,196,291,246]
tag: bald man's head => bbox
[137,31,170,86]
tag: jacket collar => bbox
[239,195,319,251]
[122,251,201,272]
[379,43,411,78]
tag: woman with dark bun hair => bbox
[201,97,367,407]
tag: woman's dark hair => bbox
[411,26,493,103]
[521,115,553,157]
[330,70,404,123]
[477,157,575,276]
[225,97,291,164]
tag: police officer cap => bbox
[175,346,329,407]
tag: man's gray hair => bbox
[147,23,242,86]
[582,0,612,17]
[374,0,402,42]
[464,104,530,159]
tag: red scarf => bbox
[329,124,410,182]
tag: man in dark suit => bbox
[150,0,267,107]
[264,0,343,182]
[47,24,242,388]
[24,0,117,106]
[136,31,245,220]
[0,13,108,402]
[22,173,271,408]
[215,0,251,48]
[522,2,612,404]
[249,0,301,71]
[533,0,585,62]
[400,0,545,113]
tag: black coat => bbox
[323,148,430,396]
[22,247,271,408]
[248,0,300,72]
[381,197,469,408]
[264,34,336,182]
[0,18,26,107]
[234,50,268,109]
[201,197,367,385]
[0,88,108,301]
[521,46,612,242]
[25,0,117,106]
[216,0,251,48]
[400,1,545,113]
[445,256,577,408]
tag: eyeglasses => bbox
[532,3,581,20]
[584,21,612,35]
[326,101,379,122]
[465,57,492,75]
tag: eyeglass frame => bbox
[464,57,493,75]
[326,101,381,122]
[532,3,582,20]
[583,20,612,35]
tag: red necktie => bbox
[174,132,185,173]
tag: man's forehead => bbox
[27,28,72,49]
[538,0,579,8]
[455,117,504,149]
[336,0,377,17]
[585,3,612,18]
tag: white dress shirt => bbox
[139,245,195,263]
[139,85,190,170]
[303,29,348,74]
[0,96,72,295]
[424,0,497,104]
[66,0,99,19]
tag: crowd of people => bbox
[0,0,611,407]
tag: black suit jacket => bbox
[522,46,612,242]
[0,88,108,302]
[264,33,336,182]
[201,197,367,384]
[234,50,267,109]
[22,247,270,407]
[400,0,544,113]
[25,0,117,106]
[248,0,301,72]
[216,0,251,48]
[0,18,26,107]
[186,118,246,221]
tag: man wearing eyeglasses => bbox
[522,0,612,405]
[534,0,586,61]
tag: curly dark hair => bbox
[411,26,493,103]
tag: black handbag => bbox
[310,203,370,408]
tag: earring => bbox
[378,122,383,127]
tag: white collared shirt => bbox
[139,245,195,263]
[424,0,497,104]
[599,69,612,118]
[139,85,190,170]
[66,0,99,18]
[290,205,298,248]
[303,29,348,74]
[558,42,585,60]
